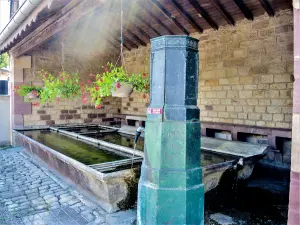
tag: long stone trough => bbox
[13,124,269,212]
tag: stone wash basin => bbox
[13,125,268,212]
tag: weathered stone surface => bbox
[0,147,127,225]
[121,10,293,130]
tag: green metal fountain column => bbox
[137,35,204,225]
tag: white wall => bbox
[0,96,10,146]
[0,0,10,31]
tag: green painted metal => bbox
[137,36,204,225]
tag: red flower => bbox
[104,67,108,72]
[145,84,149,89]
[87,80,91,84]
[100,78,103,82]
[95,86,99,91]
[89,73,94,77]
[14,85,19,90]
[60,77,64,81]
[82,98,88,104]
[95,104,102,109]
[116,82,121,89]
[56,97,60,103]
[143,73,148,77]
[32,103,40,106]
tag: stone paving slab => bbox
[0,147,137,225]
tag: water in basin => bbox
[85,133,145,151]
[61,126,111,133]
[65,131,237,167]
[22,130,125,165]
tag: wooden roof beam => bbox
[210,0,235,25]
[137,3,175,35]
[126,29,147,46]
[186,0,217,30]
[123,35,138,49]
[133,25,152,40]
[150,0,189,35]
[233,0,254,20]
[110,37,130,51]
[101,28,131,51]
[258,0,275,17]
[136,15,163,36]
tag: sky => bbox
[0,0,10,32]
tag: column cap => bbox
[151,35,199,51]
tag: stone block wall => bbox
[23,97,121,126]
[122,10,294,129]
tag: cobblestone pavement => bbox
[0,147,137,225]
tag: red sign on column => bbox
[147,108,163,115]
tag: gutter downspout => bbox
[0,0,43,45]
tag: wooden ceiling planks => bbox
[6,0,292,55]
[78,0,292,51]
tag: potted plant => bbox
[86,63,150,108]
[38,70,81,104]
[15,84,42,101]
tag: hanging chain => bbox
[61,40,65,72]
[115,0,127,72]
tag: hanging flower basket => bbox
[111,82,133,97]
[26,90,39,99]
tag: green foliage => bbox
[14,63,150,107]
[15,85,42,102]
[38,70,81,104]
[86,63,150,107]
[0,53,8,69]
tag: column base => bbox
[137,181,205,225]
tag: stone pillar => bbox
[10,56,32,133]
[137,36,204,225]
[288,2,300,224]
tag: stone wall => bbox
[22,46,122,127]
[122,10,294,129]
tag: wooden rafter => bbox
[137,2,175,35]
[210,0,235,25]
[133,25,151,40]
[233,0,254,20]
[150,0,189,35]
[123,35,138,49]
[258,0,275,17]
[126,29,147,46]
[101,26,131,51]
[185,0,217,30]
[169,0,204,32]
[135,15,162,36]
[11,0,107,57]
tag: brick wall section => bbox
[23,97,121,126]
[22,46,121,126]
[122,10,294,129]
